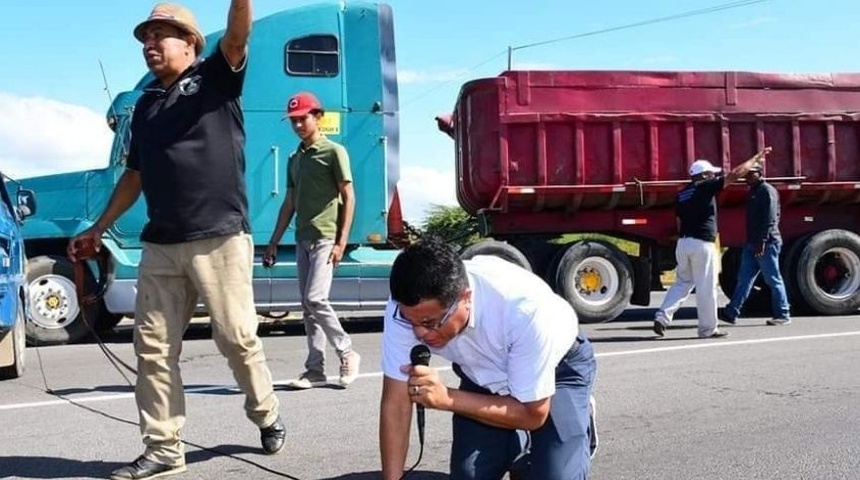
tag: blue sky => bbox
[2,0,860,223]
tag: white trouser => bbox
[655,237,719,337]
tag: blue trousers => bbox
[725,240,791,320]
[449,337,597,480]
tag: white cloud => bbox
[397,165,458,225]
[0,92,112,179]
[398,69,468,85]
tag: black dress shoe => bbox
[718,308,737,325]
[652,321,666,337]
[261,415,286,455]
[110,456,186,480]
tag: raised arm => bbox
[220,0,252,69]
[724,146,772,185]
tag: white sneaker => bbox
[284,370,327,389]
[767,317,792,326]
[339,351,361,386]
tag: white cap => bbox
[689,159,722,176]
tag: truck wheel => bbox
[460,239,532,272]
[554,241,633,323]
[95,306,123,331]
[26,255,94,345]
[783,235,814,315]
[793,230,860,315]
[0,302,26,379]
[718,248,771,315]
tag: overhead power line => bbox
[513,0,767,52]
[403,0,770,107]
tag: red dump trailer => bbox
[443,70,860,322]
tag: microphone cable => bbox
[399,436,424,480]
[401,344,432,479]
[27,250,303,479]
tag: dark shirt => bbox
[676,177,724,242]
[127,46,250,244]
[746,181,781,244]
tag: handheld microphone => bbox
[409,344,431,446]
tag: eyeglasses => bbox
[393,297,459,331]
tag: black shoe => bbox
[260,416,286,455]
[110,456,186,480]
[718,308,737,325]
[652,321,665,337]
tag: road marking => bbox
[3,330,859,412]
[595,330,860,358]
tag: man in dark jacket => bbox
[720,160,791,325]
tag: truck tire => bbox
[0,302,26,379]
[26,255,95,345]
[95,306,123,331]
[792,229,860,315]
[460,239,532,272]
[718,247,772,315]
[783,235,814,315]
[554,241,633,323]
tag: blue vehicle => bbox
[19,2,404,345]
[0,173,36,378]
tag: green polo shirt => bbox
[287,136,353,241]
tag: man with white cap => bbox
[653,148,772,339]
[67,2,286,479]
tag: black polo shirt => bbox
[676,176,724,242]
[127,46,250,244]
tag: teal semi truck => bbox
[19,2,405,345]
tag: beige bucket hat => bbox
[133,3,206,55]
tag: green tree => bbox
[420,204,480,249]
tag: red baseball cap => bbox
[285,92,323,118]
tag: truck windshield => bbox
[110,114,132,167]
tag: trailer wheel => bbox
[555,241,633,323]
[793,229,860,315]
[783,235,814,315]
[0,302,26,380]
[718,247,772,315]
[26,255,95,345]
[460,239,532,272]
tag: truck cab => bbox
[19,2,402,344]
[0,173,36,378]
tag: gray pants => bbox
[297,239,352,373]
[655,237,720,337]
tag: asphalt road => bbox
[1,293,859,480]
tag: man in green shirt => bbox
[265,92,360,388]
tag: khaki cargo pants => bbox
[134,232,279,466]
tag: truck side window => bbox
[285,35,339,77]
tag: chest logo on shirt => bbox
[178,75,202,96]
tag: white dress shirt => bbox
[382,255,578,403]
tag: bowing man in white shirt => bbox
[379,236,598,480]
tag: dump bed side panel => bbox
[454,71,860,222]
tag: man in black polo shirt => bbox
[720,161,791,326]
[68,2,285,479]
[653,148,771,339]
